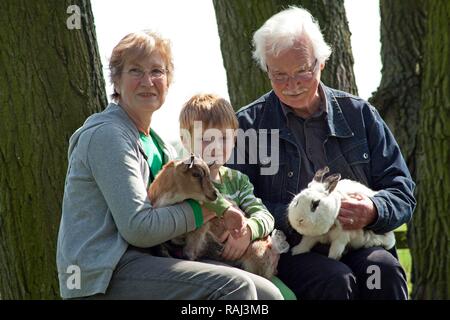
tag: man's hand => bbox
[337,193,378,230]
[221,226,252,261]
[223,206,247,239]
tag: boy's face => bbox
[185,126,236,168]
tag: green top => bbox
[210,166,275,241]
[139,131,163,185]
[140,130,204,228]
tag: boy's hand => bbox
[221,226,252,261]
[200,205,217,224]
[223,207,247,239]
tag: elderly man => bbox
[228,7,415,299]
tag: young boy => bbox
[179,93,296,300]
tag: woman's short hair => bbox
[109,30,174,101]
[252,6,332,71]
[179,93,238,135]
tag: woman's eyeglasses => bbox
[125,67,167,80]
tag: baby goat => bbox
[148,154,287,279]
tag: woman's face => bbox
[115,51,169,114]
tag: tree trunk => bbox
[212,0,357,110]
[369,0,426,177]
[410,0,450,300]
[0,0,106,299]
[212,0,276,111]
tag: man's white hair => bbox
[252,6,332,71]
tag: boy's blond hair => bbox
[179,93,238,134]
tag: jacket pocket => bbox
[342,140,371,165]
[327,138,370,184]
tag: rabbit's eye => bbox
[311,199,320,212]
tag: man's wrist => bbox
[365,197,379,228]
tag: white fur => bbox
[288,177,396,260]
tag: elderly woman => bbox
[228,7,416,299]
[56,31,283,300]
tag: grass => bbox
[397,248,412,297]
[395,223,407,232]
[395,224,413,297]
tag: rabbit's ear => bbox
[324,173,341,193]
[313,166,330,182]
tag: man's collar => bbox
[321,83,354,138]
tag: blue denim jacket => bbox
[228,84,416,241]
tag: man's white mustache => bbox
[282,88,308,96]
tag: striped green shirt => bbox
[213,166,275,241]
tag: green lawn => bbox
[395,224,412,297]
[397,248,412,296]
[395,223,407,232]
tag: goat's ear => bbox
[313,166,330,182]
[175,159,189,172]
[324,173,341,193]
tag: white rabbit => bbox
[288,167,396,260]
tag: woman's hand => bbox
[338,193,378,230]
[221,226,252,261]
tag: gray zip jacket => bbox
[56,103,196,299]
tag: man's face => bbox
[265,37,323,114]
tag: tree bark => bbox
[410,0,450,300]
[0,0,106,299]
[212,0,276,111]
[369,0,426,177]
[213,0,357,110]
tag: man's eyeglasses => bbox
[125,67,167,80]
[267,59,318,83]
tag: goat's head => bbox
[149,154,218,207]
[288,167,342,236]
[175,154,218,202]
